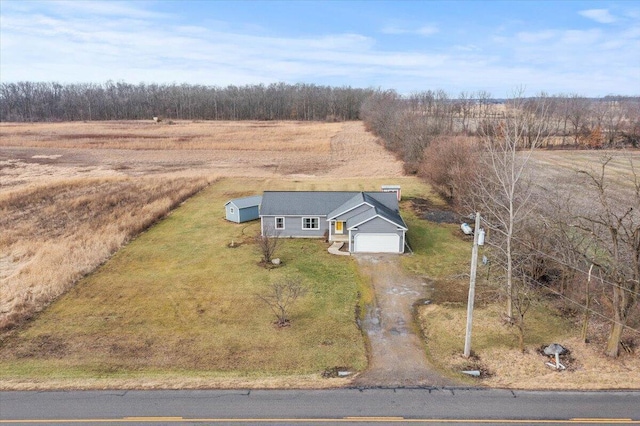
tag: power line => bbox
[473,217,640,334]
[523,272,640,336]
[510,234,640,299]
[479,217,640,299]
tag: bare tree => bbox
[568,156,640,357]
[256,276,307,327]
[512,269,534,353]
[468,89,550,320]
[256,225,280,264]
[566,94,591,145]
[456,91,474,133]
[620,99,640,148]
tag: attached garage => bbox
[354,233,401,253]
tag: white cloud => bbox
[453,44,481,52]
[381,24,439,36]
[49,0,170,19]
[416,25,439,36]
[517,30,556,43]
[579,9,617,24]
[561,29,602,44]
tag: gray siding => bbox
[225,203,241,223]
[238,205,260,222]
[262,215,328,238]
[353,217,402,233]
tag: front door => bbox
[335,221,344,234]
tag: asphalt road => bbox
[1,388,639,424]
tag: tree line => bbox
[0,81,374,122]
[362,88,639,358]
[360,89,640,173]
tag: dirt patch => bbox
[352,254,460,387]
[410,198,461,224]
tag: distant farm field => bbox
[531,149,640,180]
[0,120,403,183]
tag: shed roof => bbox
[225,195,262,209]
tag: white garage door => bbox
[354,233,400,253]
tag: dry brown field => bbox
[0,120,402,183]
[531,149,640,177]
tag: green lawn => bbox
[1,178,390,383]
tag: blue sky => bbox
[1,0,638,97]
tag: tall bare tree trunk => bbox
[605,320,624,357]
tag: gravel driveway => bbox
[352,254,459,387]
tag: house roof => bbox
[260,191,406,229]
[260,191,358,216]
[225,195,262,209]
[327,192,398,219]
[345,195,408,230]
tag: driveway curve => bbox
[352,254,459,387]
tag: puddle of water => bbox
[359,305,382,333]
[386,287,421,296]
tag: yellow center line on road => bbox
[343,417,405,421]
[0,418,638,424]
[123,417,185,421]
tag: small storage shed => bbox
[225,195,262,223]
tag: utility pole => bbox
[464,212,482,358]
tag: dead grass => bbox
[0,120,340,152]
[0,121,404,189]
[417,303,640,390]
[0,374,352,391]
[0,176,211,332]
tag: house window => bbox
[302,217,319,230]
[275,217,285,230]
[230,207,235,214]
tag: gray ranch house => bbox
[259,191,408,253]
[225,195,262,223]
